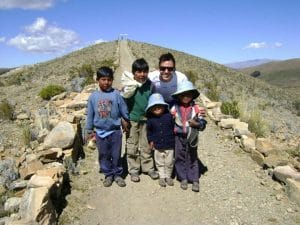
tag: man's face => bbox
[159,60,175,82]
[134,70,148,83]
[98,77,113,91]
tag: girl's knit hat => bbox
[146,93,169,112]
[171,80,200,99]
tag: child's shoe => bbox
[166,178,174,186]
[159,178,166,187]
[192,182,199,192]
[130,173,140,182]
[148,171,159,180]
[180,180,188,190]
[103,176,113,187]
[115,176,126,187]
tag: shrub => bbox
[247,110,268,137]
[39,84,65,100]
[21,122,31,147]
[221,101,240,118]
[0,99,14,120]
[204,76,220,101]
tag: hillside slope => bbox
[128,40,300,142]
[0,40,299,149]
[241,58,300,95]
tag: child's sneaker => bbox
[159,178,166,187]
[192,182,199,192]
[148,171,159,180]
[103,176,113,187]
[180,180,188,190]
[130,173,140,182]
[115,176,126,187]
[166,178,174,186]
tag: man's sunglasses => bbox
[159,66,174,72]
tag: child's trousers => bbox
[154,148,174,179]
[96,130,123,178]
[174,135,199,182]
[126,121,155,175]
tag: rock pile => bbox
[0,84,97,224]
[200,94,300,207]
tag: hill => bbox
[225,59,275,69]
[240,58,300,96]
[0,40,299,148]
[1,40,300,224]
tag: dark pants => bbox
[175,135,199,183]
[96,130,123,178]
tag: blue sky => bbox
[0,0,299,67]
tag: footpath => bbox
[58,40,300,225]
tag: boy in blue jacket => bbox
[146,93,175,187]
[86,66,130,187]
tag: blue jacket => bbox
[86,88,129,133]
[146,111,175,150]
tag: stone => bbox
[286,178,300,207]
[43,121,75,149]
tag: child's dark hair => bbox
[96,66,114,81]
[159,52,176,68]
[132,58,149,74]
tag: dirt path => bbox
[58,41,300,225]
[113,39,135,89]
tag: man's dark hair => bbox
[132,58,149,74]
[96,66,114,80]
[159,52,176,67]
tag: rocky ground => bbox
[58,120,300,225]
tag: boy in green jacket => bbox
[122,58,159,182]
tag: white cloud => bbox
[25,17,47,33]
[244,42,267,49]
[274,42,283,48]
[0,37,6,43]
[7,17,80,53]
[94,39,107,44]
[243,41,283,50]
[0,0,55,10]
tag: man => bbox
[148,52,188,107]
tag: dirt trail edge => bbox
[58,41,300,225]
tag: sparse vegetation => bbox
[39,84,66,100]
[184,70,198,84]
[246,109,268,137]
[221,101,240,118]
[21,122,32,147]
[204,75,220,101]
[0,99,14,120]
[286,145,300,160]
[69,59,117,87]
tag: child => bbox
[121,58,159,182]
[146,93,175,187]
[170,80,207,192]
[86,66,130,187]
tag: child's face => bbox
[98,77,113,91]
[178,91,194,105]
[134,70,148,83]
[150,105,165,116]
